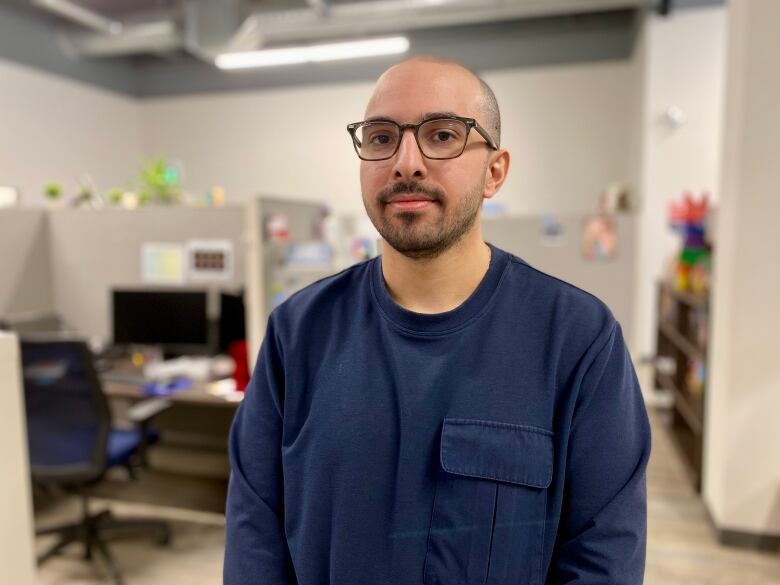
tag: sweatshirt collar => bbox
[370,242,510,335]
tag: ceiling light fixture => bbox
[215,36,410,70]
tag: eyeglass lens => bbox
[356,119,469,160]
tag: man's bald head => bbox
[369,56,501,147]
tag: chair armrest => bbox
[127,398,172,424]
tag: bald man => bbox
[224,57,650,585]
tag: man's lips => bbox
[385,192,435,203]
[385,194,436,211]
[383,192,439,212]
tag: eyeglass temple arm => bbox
[473,121,499,150]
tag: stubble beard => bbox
[364,179,485,261]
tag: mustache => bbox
[378,181,445,204]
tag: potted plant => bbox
[44,182,63,206]
[106,187,124,206]
[138,157,182,204]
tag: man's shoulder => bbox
[271,257,375,323]
[501,250,616,337]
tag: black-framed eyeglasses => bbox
[347,116,499,161]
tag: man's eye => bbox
[369,134,393,145]
[433,131,455,142]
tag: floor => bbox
[34,409,780,584]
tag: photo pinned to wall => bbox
[540,215,567,247]
[186,239,234,281]
[141,243,185,284]
[581,215,618,261]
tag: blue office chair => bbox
[21,338,172,584]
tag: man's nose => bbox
[391,129,428,180]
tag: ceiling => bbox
[18,0,650,64]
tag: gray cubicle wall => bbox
[46,207,246,342]
[0,209,53,317]
[483,214,636,345]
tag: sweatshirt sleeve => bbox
[546,322,652,584]
[224,313,297,584]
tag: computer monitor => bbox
[218,290,246,353]
[112,289,209,355]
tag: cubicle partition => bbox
[45,207,245,343]
[0,209,53,318]
[1,207,636,360]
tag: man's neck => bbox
[380,229,492,315]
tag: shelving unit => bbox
[654,280,709,491]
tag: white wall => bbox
[0,59,142,206]
[140,61,638,216]
[633,6,727,361]
[0,55,639,218]
[0,332,36,585]
[705,0,780,538]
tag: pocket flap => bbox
[440,418,553,489]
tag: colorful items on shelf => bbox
[686,358,706,396]
[659,288,678,324]
[688,308,709,351]
[668,192,711,294]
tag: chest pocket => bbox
[423,418,553,585]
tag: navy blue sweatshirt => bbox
[224,244,651,585]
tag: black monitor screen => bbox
[219,291,246,353]
[112,290,208,347]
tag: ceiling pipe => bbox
[64,20,181,57]
[32,0,123,35]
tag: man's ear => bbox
[483,150,510,200]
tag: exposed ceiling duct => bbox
[34,0,648,63]
[233,0,646,47]
[183,0,243,61]
[32,0,123,35]
[64,20,181,57]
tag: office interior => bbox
[0,0,778,583]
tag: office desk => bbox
[99,358,242,410]
[100,362,240,482]
[102,377,241,410]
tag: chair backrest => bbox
[20,338,110,484]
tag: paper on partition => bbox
[141,243,185,284]
[540,215,567,247]
[581,215,618,261]
[0,186,19,208]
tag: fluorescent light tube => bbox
[215,36,410,70]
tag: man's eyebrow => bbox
[420,111,460,121]
[362,111,462,124]
[363,115,397,123]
